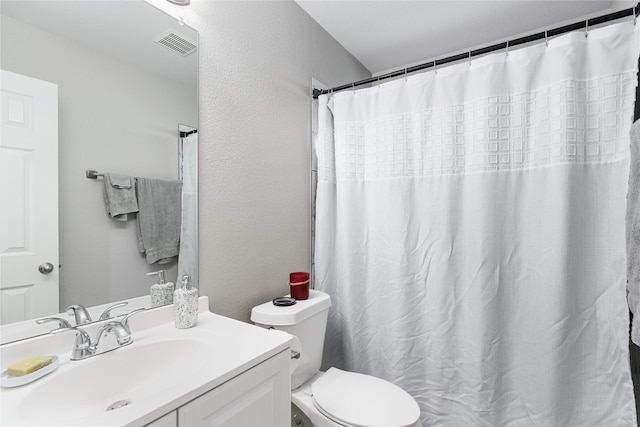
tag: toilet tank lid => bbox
[251,290,331,326]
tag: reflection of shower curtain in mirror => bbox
[178,133,198,287]
[314,22,640,426]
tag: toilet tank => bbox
[251,290,331,389]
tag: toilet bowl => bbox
[251,290,421,427]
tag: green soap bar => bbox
[7,355,52,377]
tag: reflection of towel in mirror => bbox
[102,173,138,221]
[135,177,182,264]
[628,119,640,345]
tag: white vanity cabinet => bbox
[146,349,290,427]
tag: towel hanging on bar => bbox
[135,177,182,264]
[102,173,139,221]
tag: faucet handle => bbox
[121,308,146,332]
[99,301,129,321]
[36,317,72,330]
[66,304,92,325]
[94,321,133,347]
[51,327,93,360]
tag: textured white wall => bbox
[1,14,197,310]
[148,0,370,321]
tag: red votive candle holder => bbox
[290,272,309,300]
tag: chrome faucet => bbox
[35,317,72,331]
[53,323,129,360]
[52,327,95,360]
[66,304,92,325]
[53,308,145,360]
[98,301,129,320]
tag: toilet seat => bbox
[310,368,420,427]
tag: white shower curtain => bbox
[315,21,640,426]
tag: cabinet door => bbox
[145,410,177,427]
[179,350,290,426]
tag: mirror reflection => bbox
[0,0,198,343]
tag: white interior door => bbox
[0,70,59,324]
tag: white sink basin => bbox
[20,339,210,425]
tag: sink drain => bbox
[107,400,132,411]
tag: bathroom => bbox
[1,0,640,426]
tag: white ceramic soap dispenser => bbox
[147,270,174,308]
[174,274,198,329]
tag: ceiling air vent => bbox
[154,30,197,57]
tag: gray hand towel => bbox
[135,178,182,265]
[110,175,132,189]
[103,173,139,221]
[627,119,640,345]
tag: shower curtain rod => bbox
[312,3,640,99]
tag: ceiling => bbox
[4,1,635,85]
[296,1,637,76]
[1,1,197,88]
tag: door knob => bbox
[38,262,54,274]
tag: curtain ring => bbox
[404,68,408,82]
[352,83,355,95]
[506,40,509,57]
[468,51,472,66]
[545,30,549,47]
[634,6,637,25]
[585,19,589,38]
[433,60,437,75]
[377,75,381,89]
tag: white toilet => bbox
[251,290,421,427]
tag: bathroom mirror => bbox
[0,0,198,343]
